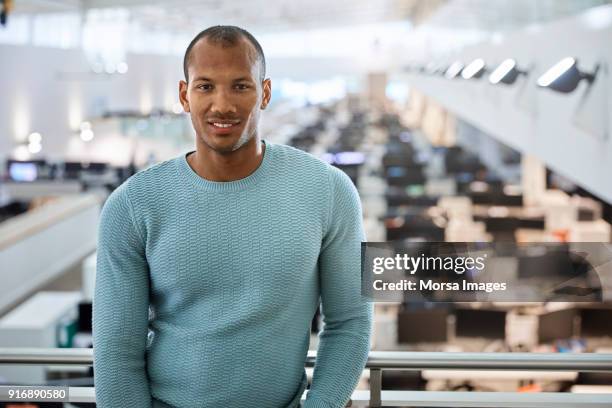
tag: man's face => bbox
[179,38,271,154]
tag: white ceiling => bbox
[12,0,447,33]
[425,0,612,32]
[8,0,610,56]
[12,0,611,36]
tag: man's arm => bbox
[93,184,153,408]
[304,168,373,408]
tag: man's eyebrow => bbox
[191,76,254,82]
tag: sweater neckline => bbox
[176,140,273,192]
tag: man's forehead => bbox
[189,37,260,77]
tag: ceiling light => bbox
[461,59,486,79]
[489,59,528,85]
[428,63,448,76]
[424,62,437,75]
[425,62,447,76]
[80,129,95,142]
[535,58,608,139]
[104,63,116,74]
[28,132,42,144]
[117,62,129,74]
[445,61,464,79]
[537,57,596,93]
[28,142,42,154]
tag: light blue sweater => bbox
[93,141,372,408]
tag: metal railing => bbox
[1,348,612,407]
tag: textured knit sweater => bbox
[93,140,372,408]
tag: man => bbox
[93,25,372,408]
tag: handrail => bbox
[1,348,612,407]
[2,348,612,371]
[6,388,611,407]
[0,348,94,365]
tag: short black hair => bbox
[183,25,266,83]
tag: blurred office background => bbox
[1,0,612,405]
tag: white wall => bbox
[404,5,612,203]
[0,44,372,164]
[0,45,183,161]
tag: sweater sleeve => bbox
[93,183,153,408]
[304,168,373,408]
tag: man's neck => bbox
[187,137,265,182]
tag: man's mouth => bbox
[207,120,241,129]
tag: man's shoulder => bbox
[270,142,334,178]
[269,143,357,198]
[115,156,180,200]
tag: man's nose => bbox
[210,89,237,115]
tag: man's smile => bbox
[207,119,242,134]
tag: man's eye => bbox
[197,84,212,91]
[235,84,250,90]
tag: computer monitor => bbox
[384,213,445,241]
[8,161,38,182]
[381,371,424,391]
[495,193,524,207]
[81,162,108,173]
[78,302,93,333]
[580,307,612,337]
[64,161,108,179]
[397,307,448,343]
[538,308,577,343]
[481,216,520,233]
[518,217,545,230]
[64,162,84,179]
[455,308,506,339]
[518,246,580,279]
[385,189,438,207]
[334,164,359,187]
[385,166,426,186]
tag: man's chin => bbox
[202,135,240,154]
[201,133,254,154]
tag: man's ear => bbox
[261,78,271,110]
[179,80,190,113]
